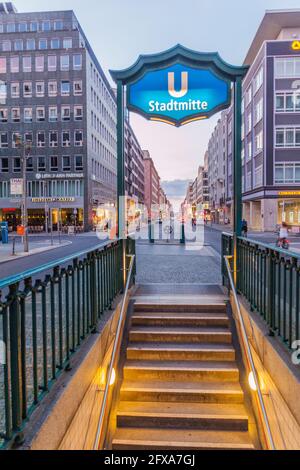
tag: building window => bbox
[54,20,63,31]
[62,156,71,171]
[11,82,19,98]
[74,130,83,146]
[48,55,56,71]
[19,22,27,33]
[50,156,58,171]
[254,166,263,188]
[26,157,33,172]
[48,80,57,96]
[60,54,69,70]
[61,80,70,95]
[275,91,300,113]
[26,39,35,50]
[62,131,71,147]
[22,56,32,72]
[42,21,51,32]
[62,106,71,121]
[0,133,8,148]
[37,131,45,148]
[7,23,16,33]
[246,112,252,133]
[275,127,300,147]
[13,158,21,173]
[254,67,263,94]
[75,155,83,171]
[11,108,20,122]
[74,106,83,121]
[38,156,46,171]
[275,163,300,184]
[35,55,44,72]
[254,99,263,124]
[23,82,32,97]
[30,22,38,32]
[36,106,45,122]
[255,130,263,153]
[247,140,252,160]
[14,40,23,51]
[10,56,19,72]
[275,57,300,78]
[1,157,8,172]
[74,80,83,96]
[2,40,11,51]
[0,108,7,122]
[49,131,58,147]
[49,107,58,122]
[39,38,47,50]
[0,56,6,73]
[36,81,45,97]
[63,38,72,49]
[51,38,60,49]
[73,54,82,70]
[246,86,252,105]
[24,108,33,123]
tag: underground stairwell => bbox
[110,301,259,450]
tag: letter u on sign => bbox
[168,71,188,98]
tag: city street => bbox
[0,232,108,281]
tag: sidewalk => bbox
[0,239,72,264]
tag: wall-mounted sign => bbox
[291,40,300,51]
[31,197,75,203]
[35,173,84,180]
[127,63,231,127]
[10,178,23,196]
[278,191,300,197]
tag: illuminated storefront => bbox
[278,192,300,230]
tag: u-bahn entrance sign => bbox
[110,45,248,284]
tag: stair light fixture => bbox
[110,368,116,386]
[248,371,257,391]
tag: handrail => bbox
[224,255,275,451]
[93,254,135,450]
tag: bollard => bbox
[180,220,185,244]
[12,236,16,256]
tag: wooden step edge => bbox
[112,439,255,450]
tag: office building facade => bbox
[0,5,117,231]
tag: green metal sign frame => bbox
[110,44,249,284]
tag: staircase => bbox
[111,302,257,450]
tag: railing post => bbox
[8,282,23,434]
[90,252,97,329]
[180,219,185,244]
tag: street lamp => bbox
[16,134,32,253]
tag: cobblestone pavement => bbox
[136,236,222,285]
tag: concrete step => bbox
[134,303,227,314]
[123,360,239,382]
[120,380,244,404]
[129,326,232,344]
[117,401,249,431]
[126,342,236,362]
[131,312,229,327]
[112,427,255,450]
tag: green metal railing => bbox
[0,237,135,449]
[222,233,300,352]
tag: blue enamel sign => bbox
[127,63,231,127]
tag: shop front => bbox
[0,208,21,232]
[278,194,300,232]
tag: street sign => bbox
[10,178,23,196]
[127,63,231,127]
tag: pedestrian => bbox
[241,219,248,237]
